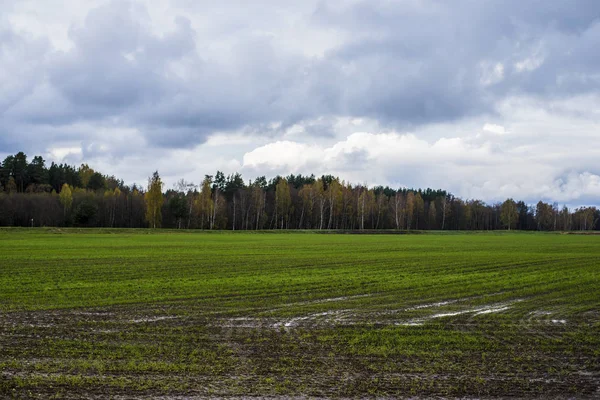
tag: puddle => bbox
[530,311,553,316]
[474,306,510,315]
[525,311,568,325]
[217,298,524,329]
[397,300,521,326]
[130,316,179,323]
[72,311,115,316]
[273,310,348,328]
[405,299,462,311]
[386,296,474,315]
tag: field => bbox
[0,229,599,399]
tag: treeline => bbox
[1,152,599,231]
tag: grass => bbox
[0,228,599,398]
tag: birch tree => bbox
[405,192,415,230]
[315,179,326,230]
[500,198,518,230]
[199,176,214,229]
[275,178,291,229]
[59,183,73,220]
[393,192,405,230]
[144,171,163,229]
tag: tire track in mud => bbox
[2,295,598,399]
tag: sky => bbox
[1,0,600,206]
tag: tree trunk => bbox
[442,200,446,230]
[232,195,236,231]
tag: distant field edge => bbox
[0,227,597,235]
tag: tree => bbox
[74,198,98,226]
[326,179,342,229]
[440,196,451,230]
[213,171,226,193]
[405,192,415,230]
[104,187,121,227]
[315,179,326,230]
[224,173,245,230]
[414,193,425,229]
[145,171,163,228]
[250,180,265,230]
[516,201,534,230]
[198,175,214,229]
[536,201,554,231]
[559,206,571,231]
[393,192,405,230]
[174,179,197,229]
[169,195,188,229]
[0,155,13,189]
[299,184,315,229]
[358,188,367,230]
[574,207,597,231]
[6,177,17,194]
[500,198,518,230]
[374,192,387,229]
[59,184,73,220]
[275,178,291,229]
[9,152,28,192]
[428,201,437,230]
[87,172,106,191]
[27,156,48,186]
[341,182,355,229]
[78,164,95,188]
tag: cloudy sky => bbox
[1,0,600,205]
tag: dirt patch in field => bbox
[2,300,599,399]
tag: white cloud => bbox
[550,172,600,204]
[243,141,323,170]
[47,146,82,161]
[482,123,507,135]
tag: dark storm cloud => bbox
[2,0,600,154]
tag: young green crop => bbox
[0,229,598,398]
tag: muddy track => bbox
[1,299,599,399]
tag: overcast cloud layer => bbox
[1,0,600,205]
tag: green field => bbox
[1,229,599,398]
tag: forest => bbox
[1,151,598,231]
